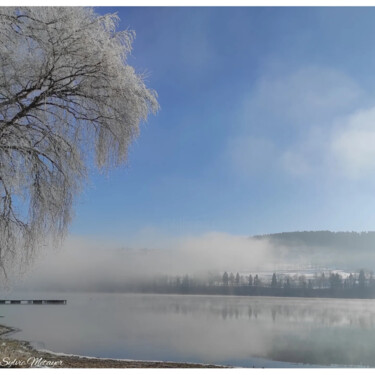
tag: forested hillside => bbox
[254,231,375,250]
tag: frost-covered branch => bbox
[0,7,159,275]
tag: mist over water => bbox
[5,231,375,367]
[1,292,375,367]
[9,234,284,291]
[11,231,375,293]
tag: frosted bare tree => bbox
[0,7,158,276]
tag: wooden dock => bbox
[0,300,66,305]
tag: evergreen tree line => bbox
[220,269,373,290]
[110,270,375,298]
[118,269,375,299]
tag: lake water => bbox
[0,292,374,367]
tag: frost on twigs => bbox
[0,7,159,277]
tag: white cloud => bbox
[331,106,375,179]
[280,126,331,177]
[247,66,364,127]
[281,105,375,181]
[229,65,375,182]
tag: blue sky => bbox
[71,7,375,241]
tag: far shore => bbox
[0,324,225,368]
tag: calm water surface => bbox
[0,293,374,367]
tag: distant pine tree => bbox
[254,274,260,286]
[271,273,277,288]
[359,269,366,289]
[248,274,253,286]
[235,272,240,286]
[222,272,229,286]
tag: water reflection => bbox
[1,293,375,367]
[126,295,375,366]
[136,296,375,328]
